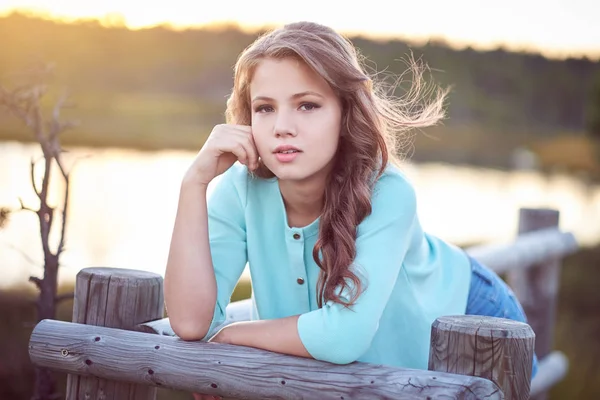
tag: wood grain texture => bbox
[429,315,534,400]
[31,319,503,400]
[64,267,164,400]
[507,209,561,400]
[466,227,577,275]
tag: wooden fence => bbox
[28,208,578,399]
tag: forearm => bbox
[164,177,217,339]
[217,316,312,359]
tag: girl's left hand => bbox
[207,327,232,344]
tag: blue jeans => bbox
[466,256,539,379]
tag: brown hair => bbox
[225,21,447,308]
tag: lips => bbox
[273,145,302,154]
[273,145,302,163]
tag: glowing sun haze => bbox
[1,0,599,59]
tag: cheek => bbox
[318,111,342,147]
[251,120,270,153]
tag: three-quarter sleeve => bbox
[202,165,249,340]
[297,175,417,363]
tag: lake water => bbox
[1,141,599,289]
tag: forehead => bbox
[250,57,334,98]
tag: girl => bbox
[164,21,538,400]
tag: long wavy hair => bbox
[225,21,448,308]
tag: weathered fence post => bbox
[508,208,561,400]
[429,315,535,400]
[64,267,164,400]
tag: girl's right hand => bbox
[184,124,258,187]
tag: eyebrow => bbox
[251,91,324,103]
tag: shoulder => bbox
[355,163,418,235]
[370,163,417,217]
[208,162,250,207]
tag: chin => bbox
[260,159,308,181]
[269,166,311,182]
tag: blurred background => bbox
[1,1,599,399]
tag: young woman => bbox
[164,21,538,399]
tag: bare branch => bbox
[55,154,70,256]
[49,90,69,141]
[53,90,68,121]
[30,157,41,198]
[54,153,69,179]
[18,197,37,213]
[55,293,74,303]
[39,155,53,207]
[0,82,47,132]
[29,276,43,290]
[0,86,29,122]
[2,61,73,400]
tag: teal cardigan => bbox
[203,162,471,370]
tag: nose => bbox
[273,110,297,138]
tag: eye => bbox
[299,102,320,111]
[255,104,274,113]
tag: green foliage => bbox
[1,12,599,137]
[2,12,600,175]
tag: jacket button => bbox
[297,277,305,285]
[293,233,301,240]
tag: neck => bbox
[279,175,327,228]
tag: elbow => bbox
[327,338,372,365]
[171,319,210,341]
[324,351,362,365]
[175,326,208,341]
[298,312,378,365]
[319,325,376,365]
[168,308,216,341]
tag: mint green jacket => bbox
[203,162,471,370]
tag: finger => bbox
[215,126,254,167]
[229,124,252,133]
[228,141,249,166]
[240,133,259,170]
[229,131,258,170]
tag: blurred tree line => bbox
[1,12,600,172]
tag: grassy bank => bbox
[1,245,599,399]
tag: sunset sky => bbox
[1,0,599,59]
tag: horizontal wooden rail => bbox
[139,300,561,398]
[465,228,577,274]
[30,319,502,400]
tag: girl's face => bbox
[249,57,343,183]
